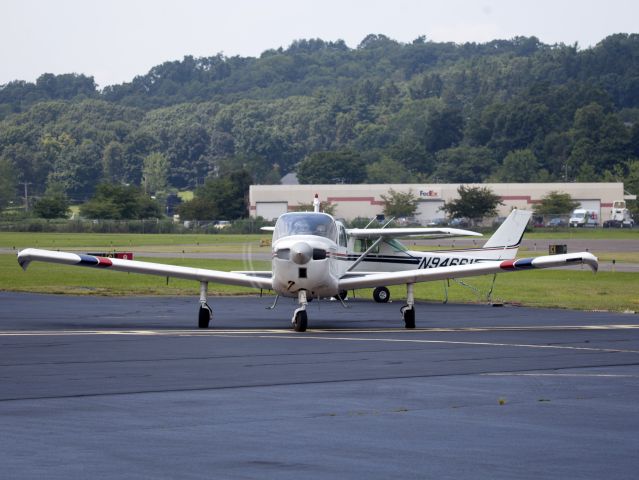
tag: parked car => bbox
[546,218,567,228]
[449,218,469,228]
[426,218,447,227]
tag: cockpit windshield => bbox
[273,213,337,241]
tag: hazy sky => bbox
[3,0,638,88]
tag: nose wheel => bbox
[293,310,308,332]
[292,290,309,332]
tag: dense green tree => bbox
[492,149,544,182]
[1,33,639,195]
[0,157,16,210]
[80,183,162,219]
[297,150,366,184]
[366,156,412,183]
[532,191,580,216]
[441,185,503,225]
[142,152,168,194]
[182,169,253,220]
[32,183,70,219]
[380,189,419,218]
[177,196,217,221]
[431,147,497,183]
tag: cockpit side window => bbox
[355,239,380,253]
[338,224,347,247]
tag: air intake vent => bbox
[276,248,290,260]
[312,248,327,260]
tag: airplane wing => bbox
[338,252,598,290]
[347,227,482,239]
[17,248,273,290]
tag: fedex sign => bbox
[419,189,440,198]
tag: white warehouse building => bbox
[249,183,634,224]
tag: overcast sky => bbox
[3,0,638,88]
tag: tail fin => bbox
[481,209,532,259]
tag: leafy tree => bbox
[297,150,366,184]
[142,152,168,194]
[431,147,497,182]
[492,149,544,182]
[366,156,412,183]
[532,191,580,216]
[182,169,253,220]
[380,188,418,218]
[177,197,217,221]
[441,185,503,225]
[0,157,16,210]
[32,183,70,219]
[80,183,162,219]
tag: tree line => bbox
[1,34,639,219]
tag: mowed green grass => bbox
[524,228,639,240]
[1,253,636,312]
[0,232,265,251]
[380,269,638,312]
[1,228,637,250]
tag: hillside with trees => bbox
[1,33,639,217]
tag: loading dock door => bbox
[576,200,601,222]
[416,200,445,224]
[256,202,288,220]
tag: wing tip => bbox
[17,250,31,271]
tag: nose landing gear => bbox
[292,290,309,332]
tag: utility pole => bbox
[22,181,31,212]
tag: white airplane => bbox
[17,204,598,332]
[345,209,533,303]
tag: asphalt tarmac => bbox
[1,292,638,479]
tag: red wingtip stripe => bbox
[96,257,113,267]
[500,259,516,269]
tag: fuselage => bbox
[344,238,513,273]
[271,212,348,298]
[269,212,514,298]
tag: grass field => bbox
[0,232,266,251]
[1,230,637,313]
[2,253,636,312]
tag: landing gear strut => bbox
[400,283,416,329]
[373,286,390,303]
[198,281,212,329]
[292,290,309,332]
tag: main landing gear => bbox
[198,281,212,329]
[292,290,309,332]
[400,283,416,329]
[373,286,390,303]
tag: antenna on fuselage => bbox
[313,194,320,213]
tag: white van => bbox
[569,209,598,227]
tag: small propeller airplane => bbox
[17,196,598,332]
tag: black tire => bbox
[402,306,416,329]
[198,304,212,329]
[373,286,390,303]
[293,310,308,332]
[334,290,348,301]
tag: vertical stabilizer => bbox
[481,209,532,257]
